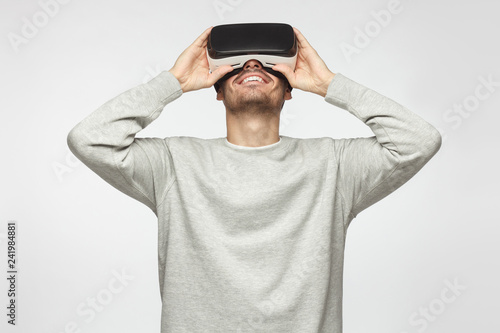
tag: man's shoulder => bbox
[165,136,219,144]
[283,135,333,147]
[162,136,222,152]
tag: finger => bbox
[293,27,312,49]
[272,64,295,86]
[207,65,234,85]
[193,26,214,48]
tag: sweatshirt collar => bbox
[222,136,289,153]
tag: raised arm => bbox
[67,27,234,214]
[325,74,441,221]
[67,71,182,213]
[273,27,442,225]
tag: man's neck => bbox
[226,111,280,147]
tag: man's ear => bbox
[284,87,292,101]
[216,85,224,101]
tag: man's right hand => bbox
[272,27,336,98]
[169,26,234,93]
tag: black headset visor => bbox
[207,23,297,93]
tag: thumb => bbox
[208,65,234,86]
[272,64,295,87]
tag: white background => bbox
[1,0,499,332]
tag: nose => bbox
[243,59,263,70]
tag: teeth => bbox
[242,76,264,84]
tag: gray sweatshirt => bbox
[67,71,442,332]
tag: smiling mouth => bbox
[241,76,266,84]
[236,70,271,85]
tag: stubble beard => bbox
[222,82,285,118]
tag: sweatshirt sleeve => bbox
[67,70,183,215]
[324,73,442,225]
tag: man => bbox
[67,26,441,332]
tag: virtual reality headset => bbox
[207,23,297,92]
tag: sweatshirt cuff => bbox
[323,73,368,121]
[146,70,183,105]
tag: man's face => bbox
[216,59,292,116]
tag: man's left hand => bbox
[272,27,336,98]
